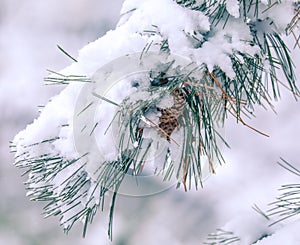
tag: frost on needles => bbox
[11,0,299,240]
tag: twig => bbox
[209,72,270,137]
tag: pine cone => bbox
[157,88,186,141]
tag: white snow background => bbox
[1,0,300,244]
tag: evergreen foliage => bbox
[12,0,299,239]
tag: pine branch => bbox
[267,158,300,226]
[286,4,300,49]
[44,70,92,85]
[13,0,300,240]
[107,63,228,192]
[203,229,240,245]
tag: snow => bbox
[14,82,82,161]
[222,212,270,244]
[48,0,297,81]
[255,220,300,245]
[156,94,174,109]
[8,0,300,244]
[260,2,295,32]
[226,0,240,18]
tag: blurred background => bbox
[0,1,299,244]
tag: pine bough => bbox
[11,0,299,239]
